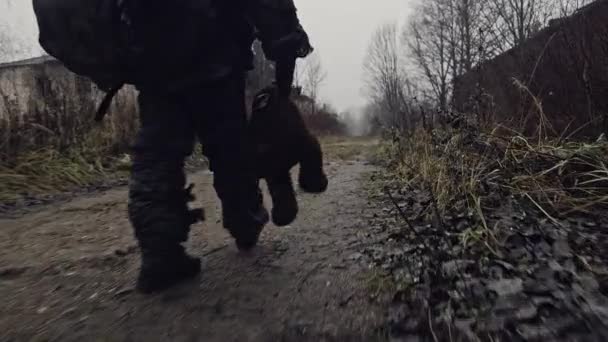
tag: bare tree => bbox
[398,0,515,115]
[301,52,327,115]
[364,23,419,131]
[406,2,453,110]
[487,0,554,50]
[451,0,505,72]
[293,60,305,92]
[556,0,594,16]
[395,0,598,124]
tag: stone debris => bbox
[363,174,608,341]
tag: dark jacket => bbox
[130,0,311,93]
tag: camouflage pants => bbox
[129,73,268,254]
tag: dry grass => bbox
[321,136,379,161]
[0,127,212,204]
[386,116,608,225]
[0,127,131,203]
[498,131,608,215]
[364,269,398,298]
[382,79,608,225]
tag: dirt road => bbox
[0,146,385,341]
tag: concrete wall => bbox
[0,56,139,161]
[453,0,608,137]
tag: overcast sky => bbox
[297,0,413,111]
[1,0,413,111]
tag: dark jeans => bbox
[128,73,267,254]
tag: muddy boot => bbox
[230,205,270,251]
[224,190,270,251]
[136,246,201,294]
[233,224,264,251]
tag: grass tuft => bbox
[321,136,379,161]
[383,115,608,233]
[0,128,130,203]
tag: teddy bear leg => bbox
[267,173,299,226]
[298,136,328,193]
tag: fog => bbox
[0,0,43,62]
[297,0,412,112]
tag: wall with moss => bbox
[453,1,608,137]
[0,57,139,162]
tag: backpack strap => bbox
[94,84,123,122]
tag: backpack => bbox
[32,0,219,121]
[33,0,128,120]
